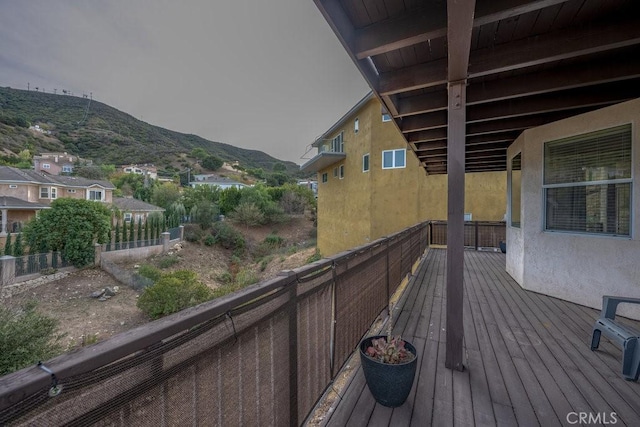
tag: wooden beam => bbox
[445,0,475,372]
[354,0,571,59]
[396,60,640,116]
[379,18,640,95]
[401,111,448,133]
[406,128,447,143]
[466,109,593,135]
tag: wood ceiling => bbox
[314,0,640,174]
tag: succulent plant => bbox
[364,336,415,364]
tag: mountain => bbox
[0,86,300,175]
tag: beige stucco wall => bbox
[506,98,640,319]
[316,98,507,256]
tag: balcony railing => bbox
[429,220,506,249]
[0,222,429,425]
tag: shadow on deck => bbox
[324,249,640,426]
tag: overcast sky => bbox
[0,0,371,165]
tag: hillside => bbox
[0,86,300,175]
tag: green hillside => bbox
[0,86,300,175]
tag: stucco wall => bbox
[506,98,640,319]
[317,97,507,256]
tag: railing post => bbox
[179,225,184,241]
[475,221,479,251]
[94,243,102,267]
[0,255,16,286]
[288,277,299,426]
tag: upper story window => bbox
[354,118,359,134]
[9,184,18,189]
[67,189,76,193]
[42,163,51,169]
[124,213,132,222]
[50,187,57,199]
[40,187,49,198]
[543,124,631,236]
[363,153,370,172]
[382,149,406,169]
[62,165,73,173]
[382,113,391,122]
[339,164,345,179]
[321,172,328,183]
[331,132,344,153]
[333,167,339,178]
[88,189,104,201]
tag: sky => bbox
[0,0,371,165]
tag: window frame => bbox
[62,165,73,173]
[39,187,49,199]
[42,163,50,169]
[382,113,391,122]
[88,189,104,201]
[363,153,370,172]
[382,149,406,169]
[542,124,632,237]
[331,131,344,153]
[124,213,132,222]
[354,118,359,134]
[50,187,57,199]
[510,153,522,228]
[339,164,345,179]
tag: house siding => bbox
[316,97,507,256]
[506,98,640,320]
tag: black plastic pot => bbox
[359,335,418,407]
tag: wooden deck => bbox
[323,249,640,426]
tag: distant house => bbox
[111,197,164,225]
[119,164,158,180]
[33,152,91,175]
[0,166,115,242]
[189,174,247,190]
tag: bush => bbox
[157,255,180,269]
[137,270,213,319]
[211,222,245,253]
[235,267,259,287]
[263,234,285,248]
[306,250,322,264]
[138,264,162,281]
[231,202,264,226]
[0,302,62,375]
[184,224,204,243]
[203,235,215,246]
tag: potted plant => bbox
[359,306,418,407]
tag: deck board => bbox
[323,249,640,426]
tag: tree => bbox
[191,201,219,230]
[151,182,181,210]
[3,233,12,256]
[74,165,108,180]
[266,172,291,187]
[272,162,287,172]
[22,199,111,267]
[201,155,223,171]
[191,148,208,160]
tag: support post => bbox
[445,80,466,371]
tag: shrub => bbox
[158,255,180,269]
[211,222,245,253]
[203,235,215,246]
[235,267,259,287]
[138,264,162,281]
[0,302,63,375]
[184,224,204,243]
[137,270,213,319]
[263,234,285,248]
[231,202,264,226]
[306,250,322,264]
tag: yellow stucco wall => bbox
[316,98,507,256]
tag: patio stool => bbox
[590,296,640,381]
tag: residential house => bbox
[33,152,90,175]
[111,197,164,225]
[0,166,115,246]
[301,93,506,256]
[189,174,247,190]
[119,164,158,180]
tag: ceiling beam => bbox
[396,60,640,117]
[379,18,640,95]
[354,0,571,59]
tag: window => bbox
[333,167,338,178]
[382,113,391,122]
[543,124,631,236]
[464,213,473,222]
[9,184,17,189]
[354,118,359,134]
[124,213,132,222]
[322,172,328,183]
[40,187,49,198]
[42,163,50,169]
[382,149,406,169]
[88,190,104,201]
[331,132,344,153]
[510,153,522,227]
[363,153,370,172]
[62,165,72,173]
[67,189,76,193]
[339,164,345,179]
[50,187,57,199]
